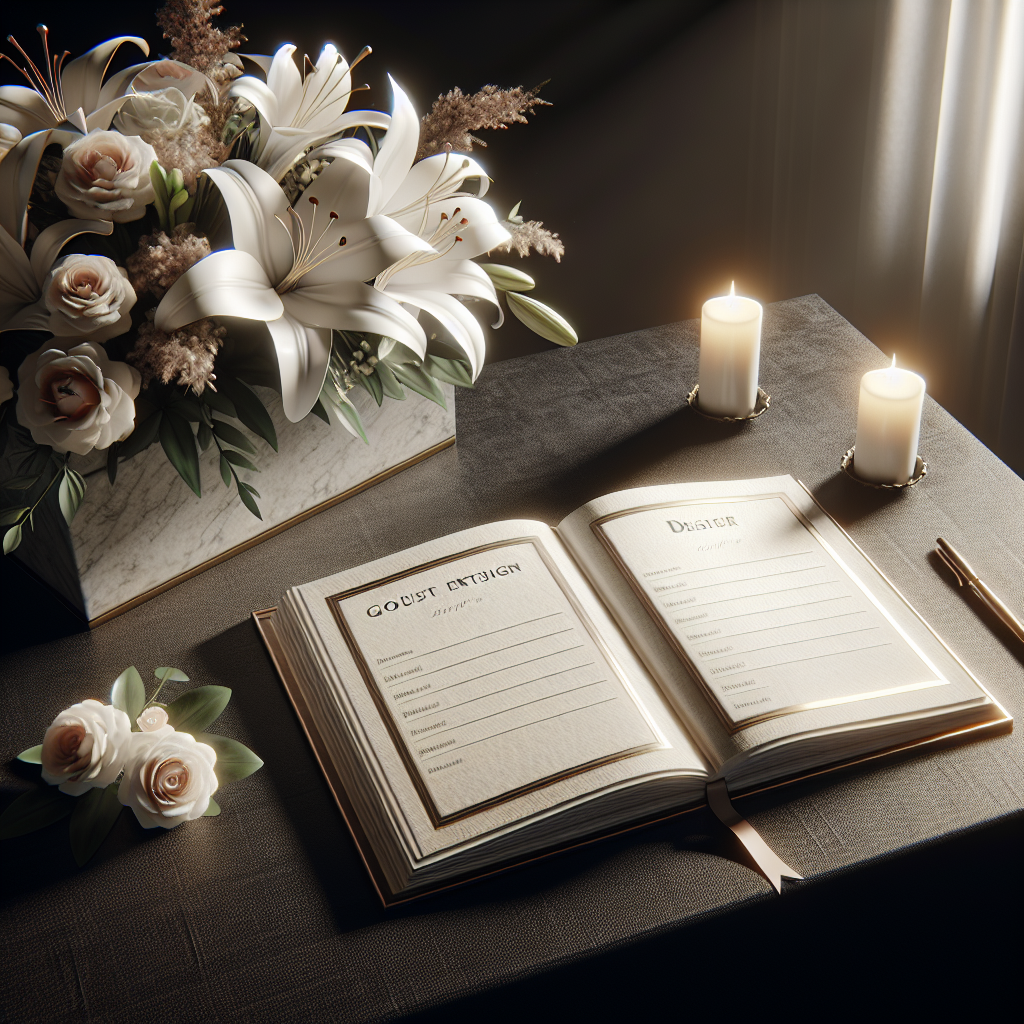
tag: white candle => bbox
[698,282,763,416]
[854,356,925,483]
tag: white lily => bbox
[0,30,151,135]
[346,79,511,380]
[0,218,113,333]
[229,43,390,182]
[154,158,435,421]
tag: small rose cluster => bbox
[42,698,218,828]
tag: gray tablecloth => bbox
[1,295,1021,1022]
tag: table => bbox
[2,295,1021,1022]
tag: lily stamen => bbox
[2,26,70,124]
[275,197,351,293]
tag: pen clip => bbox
[935,544,968,587]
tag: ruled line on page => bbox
[649,551,816,582]
[709,642,893,678]
[652,565,825,595]
[397,645,588,706]
[686,610,867,642]
[662,580,842,611]
[419,699,619,759]
[385,612,564,666]
[673,595,852,626]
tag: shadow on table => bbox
[0,556,87,655]
[812,470,920,527]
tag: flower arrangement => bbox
[0,0,574,552]
[0,665,262,865]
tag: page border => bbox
[325,536,666,826]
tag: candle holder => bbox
[687,384,771,422]
[840,446,928,489]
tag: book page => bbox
[328,537,664,823]
[590,494,949,732]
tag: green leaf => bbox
[212,419,256,454]
[175,193,195,224]
[17,744,43,764]
[392,363,448,410]
[478,263,536,292]
[356,367,384,406]
[106,444,119,485]
[168,397,202,422]
[0,787,74,839]
[201,387,237,417]
[168,188,190,221]
[203,797,221,816]
[217,379,278,452]
[3,523,22,554]
[328,392,368,443]
[236,479,262,519]
[69,783,122,867]
[159,411,202,497]
[0,507,28,526]
[166,685,232,733]
[222,449,259,472]
[58,469,85,526]
[118,411,162,460]
[219,454,232,487]
[194,733,264,784]
[197,421,213,452]
[374,360,406,400]
[167,167,185,195]
[309,398,331,424]
[424,355,474,388]
[3,474,40,491]
[239,482,260,498]
[154,667,189,682]
[110,666,146,723]
[149,161,169,228]
[505,291,578,347]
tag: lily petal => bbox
[385,151,492,220]
[283,282,427,358]
[61,37,150,116]
[0,129,79,244]
[240,53,276,76]
[155,249,284,332]
[293,44,352,131]
[305,136,376,175]
[30,218,114,285]
[369,77,420,216]
[264,311,332,421]
[383,287,486,378]
[266,44,303,126]
[203,162,294,284]
[387,257,499,309]
[227,75,280,129]
[298,215,434,287]
[391,195,510,260]
[0,225,38,321]
[300,147,373,222]
[0,86,54,135]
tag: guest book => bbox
[254,476,1010,902]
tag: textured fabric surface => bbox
[1,295,1021,1023]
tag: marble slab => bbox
[12,384,455,622]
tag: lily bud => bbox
[479,264,535,292]
[505,292,578,347]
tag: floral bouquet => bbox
[0,665,262,865]
[0,0,573,552]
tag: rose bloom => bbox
[114,88,210,142]
[118,725,218,829]
[41,698,133,797]
[54,130,157,223]
[43,254,137,343]
[16,341,141,456]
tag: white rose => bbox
[118,726,218,829]
[0,364,12,404]
[54,130,157,223]
[136,706,169,732]
[40,698,133,797]
[16,341,141,456]
[43,254,137,343]
[114,88,210,141]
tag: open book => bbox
[255,476,1010,902]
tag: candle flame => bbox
[891,354,896,369]
[730,281,736,297]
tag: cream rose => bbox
[43,254,137,343]
[118,726,218,829]
[136,706,169,732]
[40,699,133,797]
[16,342,141,456]
[114,88,210,141]
[54,130,157,223]
[0,364,12,405]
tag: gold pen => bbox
[935,537,1024,645]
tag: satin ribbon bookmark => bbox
[706,779,803,893]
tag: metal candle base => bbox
[687,384,771,422]
[840,446,927,489]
